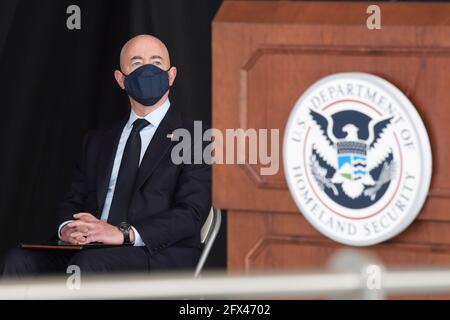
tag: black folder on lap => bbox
[20,240,132,250]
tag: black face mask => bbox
[123,64,170,106]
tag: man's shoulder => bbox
[82,118,126,145]
[83,106,210,140]
[173,108,211,133]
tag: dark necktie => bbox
[107,118,150,225]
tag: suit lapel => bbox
[96,117,127,215]
[134,106,182,190]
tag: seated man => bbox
[1,34,211,276]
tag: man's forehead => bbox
[124,45,166,59]
[120,36,170,67]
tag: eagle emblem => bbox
[309,108,396,203]
[284,72,432,246]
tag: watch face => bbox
[119,222,130,231]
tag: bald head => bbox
[119,34,171,73]
[114,34,177,112]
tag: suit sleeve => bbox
[133,142,212,252]
[56,132,92,228]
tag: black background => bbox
[0,0,226,270]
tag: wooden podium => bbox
[212,0,450,277]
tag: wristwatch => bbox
[118,222,132,244]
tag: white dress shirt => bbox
[58,98,171,246]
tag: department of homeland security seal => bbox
[283,73,432,246]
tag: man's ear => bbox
[168,66,177,86]
[114,70,126,90]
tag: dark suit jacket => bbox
[56,105,212,270]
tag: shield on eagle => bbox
[336,140,367,181]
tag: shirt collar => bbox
[126,98,171,130]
